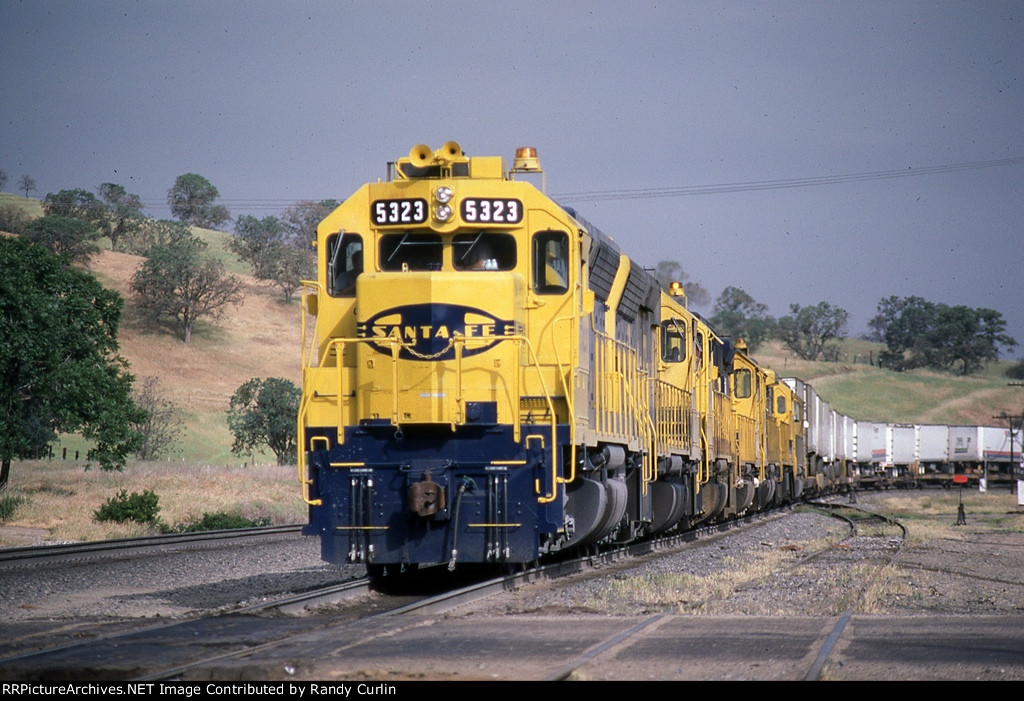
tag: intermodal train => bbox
[297,142,1021,575]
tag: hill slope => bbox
[75,239,302,464]
[754,340,1021,427]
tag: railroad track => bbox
[542,501,909,682]
[0,508,782,680]
[0,525,303,570]
[0,503,926,681]
[796,500,907,680]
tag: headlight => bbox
[435,186,453,204]
[435,204,453,222]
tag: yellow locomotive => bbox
[298,142,815,574]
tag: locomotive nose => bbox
[354,271,526,427]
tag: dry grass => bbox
[853,564,912,614]
[61,243,302,463]
[580,548,802,614]
[0,459,306,545]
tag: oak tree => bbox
[97,183,145,252]
[877,296,1017,375]
[777,302,848,361]
[227,378,300,465]
[167,173,230,229]
[232,215,315,302]
[23,214,101,263]
[130,232,242,343]
[0,237,145,488]
[710,286,776,351]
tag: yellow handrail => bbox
[298,331,562,504]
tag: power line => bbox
[551,156,1024,203]
[129,155,1024,213]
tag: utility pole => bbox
[1000,382,1024,501]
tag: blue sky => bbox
[2,1,1022,350]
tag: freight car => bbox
[296,142,1017,575]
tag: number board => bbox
[372,199,428,226]
[460,198,522,224]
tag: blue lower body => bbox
[302,422,568,567]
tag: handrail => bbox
[297,281,323,506]
[299,331,562,504]
[621,375,656,494]
[551,314,577,485]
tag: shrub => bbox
[0,494,25,521]
[94,489,161,525]
[0,205,29,234]
[171,511,271,533]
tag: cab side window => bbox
[327,233,363,297]
[661,320,686,362]
[532,231,569,294]
[734,369,752,398]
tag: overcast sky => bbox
[2,1,1022,351]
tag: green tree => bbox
[23,214,101,263]
[939,306,1016,375]
[43,188,107,228]
[130,232,242,343]
[255,243,315,303]
[122,218,193,257]
[777,302,848,361]
[97,183,145,252]
[0,237,145,488]
[0,168,8,192]
[865,294,905,343]
[879,296,1017,374]
[231,214,285,269]
[709,286,776,351]
[227,378,300,465]
[232,215,315,302]
[0,205,30,234]
[877,296,939,370]
[167,173,230,228]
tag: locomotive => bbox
[297,142,1019,575]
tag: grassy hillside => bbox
[78,239,302,464]
[754,339,1022,426]
[1,218,308,543]
[0,192,44,217]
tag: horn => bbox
[409,144,433,167]
[440,140,463,160]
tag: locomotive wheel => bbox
[592,478,628,543]
[757,478,776,510]
[564,477,609,547]
[650,481,688,533]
